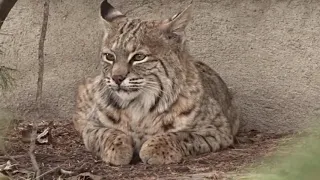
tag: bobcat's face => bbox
[99,1,191,102]
[101,20,162,101]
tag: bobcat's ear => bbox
[100,0,126,27]
[159,2,192,37]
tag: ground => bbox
[0,120,288,180]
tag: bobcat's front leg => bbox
[82,126,134,165]
[139,130,233,165]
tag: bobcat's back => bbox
[195,61,239,136]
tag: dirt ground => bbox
[0,120,289,180]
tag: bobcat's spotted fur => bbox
[73,0,240,165]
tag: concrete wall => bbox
[1,0,319,133]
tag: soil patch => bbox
[0,121,287,180]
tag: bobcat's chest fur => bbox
[94,86,198,149]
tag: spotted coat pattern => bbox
[73,0,240,165]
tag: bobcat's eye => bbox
[132,53,146,61]
[103,53,115,62]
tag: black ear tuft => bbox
[100,0,125,23]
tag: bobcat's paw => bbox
[101,134,134,165]
[139,135,183,165]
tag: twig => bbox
[0,155,27,160]
[36,166,60,179]
[28,122,40,180]
[0,153,21,163]
[59,162,91,178]
[36,0,50,110]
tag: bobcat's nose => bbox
[112,75,126,85]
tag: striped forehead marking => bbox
[111,19,143,50]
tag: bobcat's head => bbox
[99,0,192,109]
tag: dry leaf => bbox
[20,125,33,143]
[0,161,14,172]
[20,122,54,145]
[0,160,18,178]
[36,127,50,144]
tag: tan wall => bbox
[1,0,319,133]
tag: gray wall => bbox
[1,0,319,133]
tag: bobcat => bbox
[73,0,240,165]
